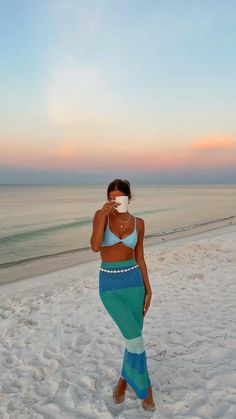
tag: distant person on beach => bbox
[90,178,155,412]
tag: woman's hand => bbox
[100,199,121,216]
[143,291,152,317]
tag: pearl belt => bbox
[100,264,139,273]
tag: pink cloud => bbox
[189,134,235,152]
[1,132,236,173]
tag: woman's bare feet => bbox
[113,376,127,403]
[142,385,155,411]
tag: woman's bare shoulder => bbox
[135,216,144,224]
[135,216,144,233]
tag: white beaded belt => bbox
[100,264,139,273]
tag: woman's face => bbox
[108,190,127,202]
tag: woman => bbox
[90,179,155,412]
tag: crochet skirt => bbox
[99,258,151,399]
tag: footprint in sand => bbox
[75,334,92,353]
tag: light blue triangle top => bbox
[101,214,137,249]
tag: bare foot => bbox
[113,377,127,403]
[142,385,155,411]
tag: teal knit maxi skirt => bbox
[99,258,151,399]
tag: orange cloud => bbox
[1,132,236,173]
[189,134,235,152]
[57,143,78,158]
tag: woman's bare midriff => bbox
[100,245,135,262]
[100,214,137,262]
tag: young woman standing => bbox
[90,179,155,412]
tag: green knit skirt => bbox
[99,258,151,399]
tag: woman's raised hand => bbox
[100,199,121,216]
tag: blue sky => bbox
[0,0,236,184]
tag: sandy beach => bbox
[0,223,236,418]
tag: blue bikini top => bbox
[101,214,137,249]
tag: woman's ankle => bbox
[118,377,127,389]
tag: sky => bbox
[0,0,236,184]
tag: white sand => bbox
[0,224,236,418]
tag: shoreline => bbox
[1,215,236,286]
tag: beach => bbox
[0,222,236,418]
[1,0,236,415]
[1,183,236,286]
[1,214,235,286]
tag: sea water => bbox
[0,184,235,267]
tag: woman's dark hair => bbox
[107,179,132,200]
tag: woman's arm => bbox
[134,218,152,315]
[90,210,107,252]
[90,200,120,252]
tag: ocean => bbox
[0,184,235,268]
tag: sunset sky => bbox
[0,0,235,184]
